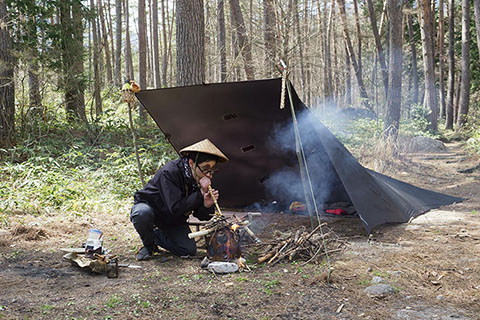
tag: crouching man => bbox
[130,139,228,260]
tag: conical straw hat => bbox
[179,139,229,163]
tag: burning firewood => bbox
[254,223,345,265]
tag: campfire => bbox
[188,214,258,273]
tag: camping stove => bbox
[205,226,242,262]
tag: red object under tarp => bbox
[325,208,348,216]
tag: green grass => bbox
[0,111,176,219]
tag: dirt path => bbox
[0,142,479,319]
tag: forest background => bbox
[1,0,480,222]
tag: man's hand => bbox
[199,176,211,195]
[203,188,219,208]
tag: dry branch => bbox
[254,223,345,265]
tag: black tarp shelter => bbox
[136,78,463,233]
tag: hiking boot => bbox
[136,246,153,261]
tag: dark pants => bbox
[130,202,197,256]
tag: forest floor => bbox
[0,142,479,320]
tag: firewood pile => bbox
[253,223,345,265]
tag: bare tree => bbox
[263,0,277,77]
[473,0,480,62]
[406,7,419,111]
[438,0,446,118]
[115,0,122,86]
[418,0,437,131]
[457,0,471,127]
[124,0,134,80]
[366,0,388,95]
[139,0,147,118]
[60,0,87,122]
[152,0,161,87]
[229,0,255,79]
[445,0,455,130]
[91,0,103,116]
[337,0,371,110]
[98,0,113,84]
[0,0,14,147]
[384,0,404,139]
[217,0,227,81]
[176,0,205,85]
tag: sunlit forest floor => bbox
[0,122,479,319]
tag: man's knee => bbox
[130,203,155,225]
[176,239,197,256]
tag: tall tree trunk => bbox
[445,0,455,130]
[28,56,42,113]
[457,0,470,127]
[107,0,116,80]
[115,0,122,86]
[124,0,134,80]
[161,0,169,85]
[344,44,351,106]
[323,0,334,100]
[91,0,103,116]
[352,0,362,80]
[438,0,446,118]
[98,0,113,84]
[176,0,205,85]
[366,0,388,95]
[0,0,14,148]
[454,72,461,124]
[293,0,306,91]
[230,8,241,81]
[384,0,403,139]
[407,10,419,108]
[229,0,255,79]
[473,0,480,63]
[138,0,147,118]
[152,0,161,87]
[147,0,154,87]
[263,0,276,77]
[337,0,371,110]
[218,0,227,81]
[418,0,437,131]
[60,0,87,122]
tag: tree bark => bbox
[323,0,334,100]
[344,44,351,106]
[60,0,87,122]
[0,0,14,148]
[352,0,362,80]
[152,0,161,87]
[115,0,122,86]
[293,0,306,90]
[138,0,147,118]
[161,0,169,85]
[366,0,388,95]
[445,0,455,130]
[474,0,480,54]
[91,0,103,116]
[176,0,205,85]
[263,0,277,77]
[407,10,419,109]
[384,0,403,139]
[418,0,437,131]
[98,0,113,84]
[217,0,227,81]
[28,56,42,114]
[337,0,371,110]
[229,0,255,79]
[124,0,134,80]
[438,0,446,118]
[457,0,470,127]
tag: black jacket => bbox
[134,158,214,226]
